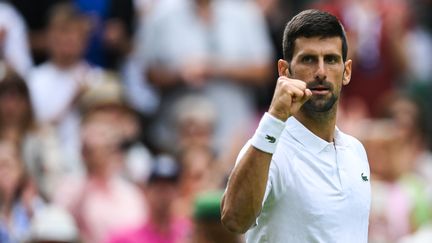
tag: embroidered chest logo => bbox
[361,173,368,182]
[265,135,276,143]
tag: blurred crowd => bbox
[0,0,431,242]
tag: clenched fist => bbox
[268,76,312,121]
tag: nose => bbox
[315,59,327,81]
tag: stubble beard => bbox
[301,94,338,121]
[301,78,339,120]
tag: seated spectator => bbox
[107,154,191,243]
[27,2,105,176]
[173,145,221,220]
[53,108,146,243]
[0,140,44,243]
[173,94,216,152]
[79,79,154,184]
[0,72,64,201]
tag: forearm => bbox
[221,146,272,233]
[146,65,179,88]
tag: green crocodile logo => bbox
[361,173,368,182]
[265,135,276,143]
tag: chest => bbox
[159,13,252,64]
[278,147,371,221]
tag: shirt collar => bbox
[286,117,344,154]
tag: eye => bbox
[325,55,340,64]
[301,55,316,64]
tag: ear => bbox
[342,59,352,86]
[278,59,289,77]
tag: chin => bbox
[303,97,337,113]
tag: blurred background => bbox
[0,0,431,242]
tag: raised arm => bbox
[221,65,312,233]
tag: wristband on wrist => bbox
[250,112,286,154]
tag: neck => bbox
[294,106,337,142]
[0,126,23,142]
[52,58,80,69]
[150,212,171,232]
[89,167,114,183]
[195,0,212,24]
[0,195,13,219]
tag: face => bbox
[0,90,29,125]
[0,143,23,198]
[81,121,122,174]
[48,20,89,65]
[279,36,352,114]
[146,180,177,216]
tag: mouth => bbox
[309,86,330,95]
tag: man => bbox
[221,9,371,243]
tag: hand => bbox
[180,60,211,88]
[268,76,312,121]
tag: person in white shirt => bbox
[0,1,33,77]
[28,3,101,176]
[221,9,371,243]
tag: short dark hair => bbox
[282,9,348,62]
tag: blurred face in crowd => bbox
[47,17,89,67]
[180,146,215,194]
[0,88,29,126]
[388,96,420,139]
[81,120,123,176]
[145,179,178,219]
[281,36,351,116]
[0,142,23,201]
[178,118,213,150]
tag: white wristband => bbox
[250,112,286,154]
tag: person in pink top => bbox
[54,107,147,243]
[107,155,191,243]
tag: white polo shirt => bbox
[238,117,371,243]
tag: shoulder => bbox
[338,131,368,160]
[0,3,23,21]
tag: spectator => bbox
[173,145,221,220]
[358,94,432,242]
[0,73,67,201]
[0,73,35,145]
[107,154,191,243]
[9,0,69,65]
[27,2,107,176]
[74,0,135,70]
[0,140,44,243]
[173,94,216,152]
[53,108,146,243]
[79,78,154,184]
